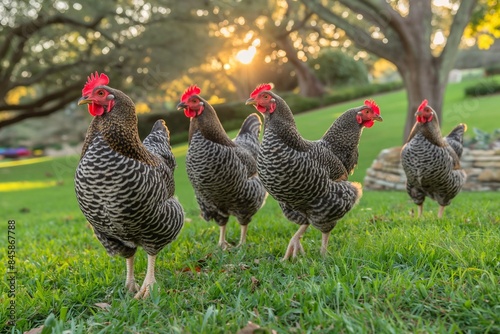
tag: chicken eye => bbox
[97,90,104,96]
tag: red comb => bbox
[82,72,109,96]
[364,99,380,115]
[418,99,428,111]
[250,83,272,98]
[181,85,201,103]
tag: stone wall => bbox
[363,146,500,191]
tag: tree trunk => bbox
[399,59,447,142]
[276,35,326,97]
[302,0,478,142]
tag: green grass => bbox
[1,79,499,333]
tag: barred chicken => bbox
[177,85,267,249]
[246,84,382,260]
[401,99,467,218]
[75,72,184,299]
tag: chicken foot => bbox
[218,225,230,250]
[134,254,157,299]
[282,224,309,261]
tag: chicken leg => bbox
[236,224,248,247]
[320,232,331,256]
[218,225,230,250]
[134,254,157,299]
[125,256,139,293]
[438,205,445,218]
[282,224,309,261]
[417,204,423,218]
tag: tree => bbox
[302,0,479,140]
[0,0,213,129]
[267,0,327,97]
[309,49,369,87]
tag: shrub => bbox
[464,128,500,150]
[308,49,369,87]
[485,63,500,76]
[137,81,403,145]
[464,80,500,97]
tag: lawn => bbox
[0,79,499,333]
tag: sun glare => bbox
[235,46,256,64]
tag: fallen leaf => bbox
[251,276,260,292]
[94,302,111,310]
[239,263,250,270]
[23,326,44,334]
[237,321,261,334]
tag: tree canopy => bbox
[0,0,498,140]
[0,0,213,128]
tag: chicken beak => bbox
[176,102,187,110]
[245,98,256,106]
[373,115,383,122]
[78,96,91,105]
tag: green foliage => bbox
[485,63,500,76]
[464,128,500,149]
[464,79,500,97]
[308,49,370,87]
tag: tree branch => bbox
[274,1,314,39]
[438,0,478,77]
[0,82,81,112]
[10,61,88,89]
[302,0,402,63]
[0,88,80,129]
[0,13,107,91]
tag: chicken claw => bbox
[133,254,157,300]
[282,224,309,261]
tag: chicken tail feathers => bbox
[234,113,262,157]
[350,181,363,204]
[143,119,176,168]
[236,113,262,139]
[445,123,467,158]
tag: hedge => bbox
[464,80,500,97]
[138,81,403,144]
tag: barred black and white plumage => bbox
[177,86,266,249]
[75,73,184,299]
[246,84,382,260]
[401,100,467,218]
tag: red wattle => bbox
[416,115,432,123]
[88,103,105,116]
[363,120,374,128]
[184,108,197,118]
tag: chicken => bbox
[401,99,467,218]
[246,84,383,260]
[75,72,184,299]
[177,85,267,249]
